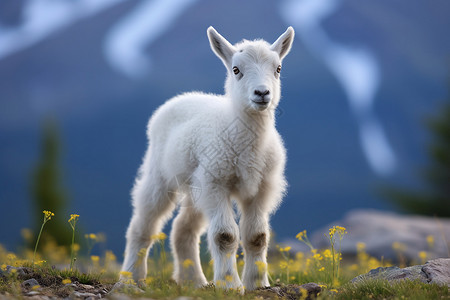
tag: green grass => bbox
[331,279,450,300]
[1,225,447,299]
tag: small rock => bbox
[6,265,28,276]
[258,282,321,300]
[79,284,95,290]
[422,258,450,286]
[109,282,144,295]
[70,291,101,299]
[22,278,40,289]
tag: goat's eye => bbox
[233,66,240,75]
[276,65,282,73]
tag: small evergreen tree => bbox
[31,119,72,247]
[384,99,450,217]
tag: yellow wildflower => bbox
[392,242,406,252]
[279,246,291,252]
[356,242,366,252]
[73,243,80,252]
[7,253,16,261]
[335,226,347,234]
[34,260,46,266]
[62,279,72,285]
[216,280,225,288]
[298,287,308,300]
[43,210,54,221]
[426,235,434,249]
[329,227,336,238]
[91,255,100,263]
[1,264,6,271]
[368,258,381,270]
[322,249,332,258]
[151,232,167,241]
[318,266,325,272]
[119,271,133,278]
[105,250,116,262]
[313,253,323,261]
[329,225,347,239]
[296,230,307,241]
[255,261,267,273]
[68,214,79,229]
[182,259,194,269]
[418,251,427,262]
[279,260,288,269]
[225,275,233,282]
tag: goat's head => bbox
[207,27,294,113]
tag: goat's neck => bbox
[231,102,276,140]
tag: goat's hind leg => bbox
[121,171,176,284]
[171,204,208,287]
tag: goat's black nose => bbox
[254,89,270,97]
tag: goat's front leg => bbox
[201,187,243,291]
[240,204,270,290]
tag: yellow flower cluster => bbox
[329,226,347,239]
[418,251,427,263]
[68,214,79,230]
[43,210,54,221]
[68,214,79,223]
[426,235,434,249]
[392,241,406,252]
[322,249,332,258]
[151,232,167,241]
[182,259,194,269]
[254,261,267,273]
[119,270,133,278]
[295,230,307,241]
[279,260,288,269]
[277,246,291,252]
[85,233,97,240]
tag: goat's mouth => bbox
[251,99,270,110]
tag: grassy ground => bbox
[0,218,448,299]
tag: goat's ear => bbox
[207,26,236,68]
[271,26,295,60]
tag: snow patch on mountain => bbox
[280,0,397,176]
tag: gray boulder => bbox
[352,258,450,286]
[310,209,450,261]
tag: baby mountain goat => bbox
[121,26,294,291]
